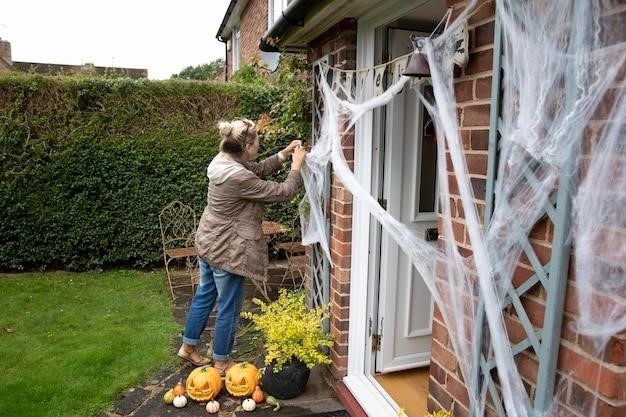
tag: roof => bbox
[259,0,446,52]
[216,0,249,41]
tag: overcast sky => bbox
[1,0,232,79]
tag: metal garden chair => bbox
[158,201,198,299]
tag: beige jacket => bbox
[195,152,303,282]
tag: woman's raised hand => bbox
[281,140,302,157]
[291,144,308,170]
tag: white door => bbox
[375,28,437,373]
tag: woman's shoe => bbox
[214,359,236,376]
[177,346,210,366]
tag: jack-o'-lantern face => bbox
[186,366,222,401]
[225,362,259,397]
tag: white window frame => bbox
[268,0,287,28]
[232,26,241,71]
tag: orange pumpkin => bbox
[251,385,265,403]
[186,366,223,401]
[225,362,260,397]
[173,380,186,396]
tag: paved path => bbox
[99,263,347,417]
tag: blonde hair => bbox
[218,118,257,156]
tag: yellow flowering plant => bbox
[424,410,453,417]
[241,289,333,372]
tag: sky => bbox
[1,0,232,79]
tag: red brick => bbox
[451,219,467,244]
[467,0,495,25]
[455,80,473,102]
[459,129,471,150]
[465,49,494,75]
[465,152,488,175]
[330,236,351,255]
[471,177,487,200]
[447,374,470,406]
[511,264,534,289]
[474,20,495,48]
[331,213,352,230]
[428,374,454,410]
[463,104,491,126]
[504,315,528,344]
[475,76,492,99]
[430,361,448,385]
[330,225,352,242]
[520,294,546,328]
[432,316,450,347]
[558,345,624,399]
[516,351,539,383]
[448,173,460,195]
[431,338,457,372]
[606,334,626,366]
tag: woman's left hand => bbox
[281,140,302,156]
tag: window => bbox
[268,0,287,28]
[232,26,241,71]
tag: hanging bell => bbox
[403,35,431,78]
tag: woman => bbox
[177,118,307,374]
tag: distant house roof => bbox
[0,38,147,79]
[11,61,148,79]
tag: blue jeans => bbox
[182,257,245,361]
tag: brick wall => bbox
[228,0,268,79]
[308,18,358,380]
[427,2,495,415]
[429,1,625,417]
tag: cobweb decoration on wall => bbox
[299,0,624,416]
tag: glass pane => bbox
[418,86,437,213]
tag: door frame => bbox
[344,0,434,415]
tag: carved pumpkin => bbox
[225,362,260,397]
[185,365,223,401]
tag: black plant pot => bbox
[261,360,311,399]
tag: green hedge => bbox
[0,71,307,271]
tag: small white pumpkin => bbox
[173,395,188,408]
[205,400,220,414]
[242,397,256,412]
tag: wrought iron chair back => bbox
[158,201,198,299]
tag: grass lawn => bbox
[0,270,180,417]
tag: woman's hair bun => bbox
[218,120,234,137]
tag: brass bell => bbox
[403,35,431,78]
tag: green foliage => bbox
[0,61,309,271]
[0,72,303,271]
[269,55,310,140]
[173,59,226,80]
[0,270,179,417]
[230,64,268,85]
[241,289,333,372]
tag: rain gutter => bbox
[216,0,238,43]
[259,0,315,52]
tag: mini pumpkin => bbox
[186,365,223,401]
[225,362,260,397]
[173,380,186,396]
[251,385,265,403]
[205,400,220,414]
[173,395,187,408]
[242,398,256,411]
[163,388,175,405]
